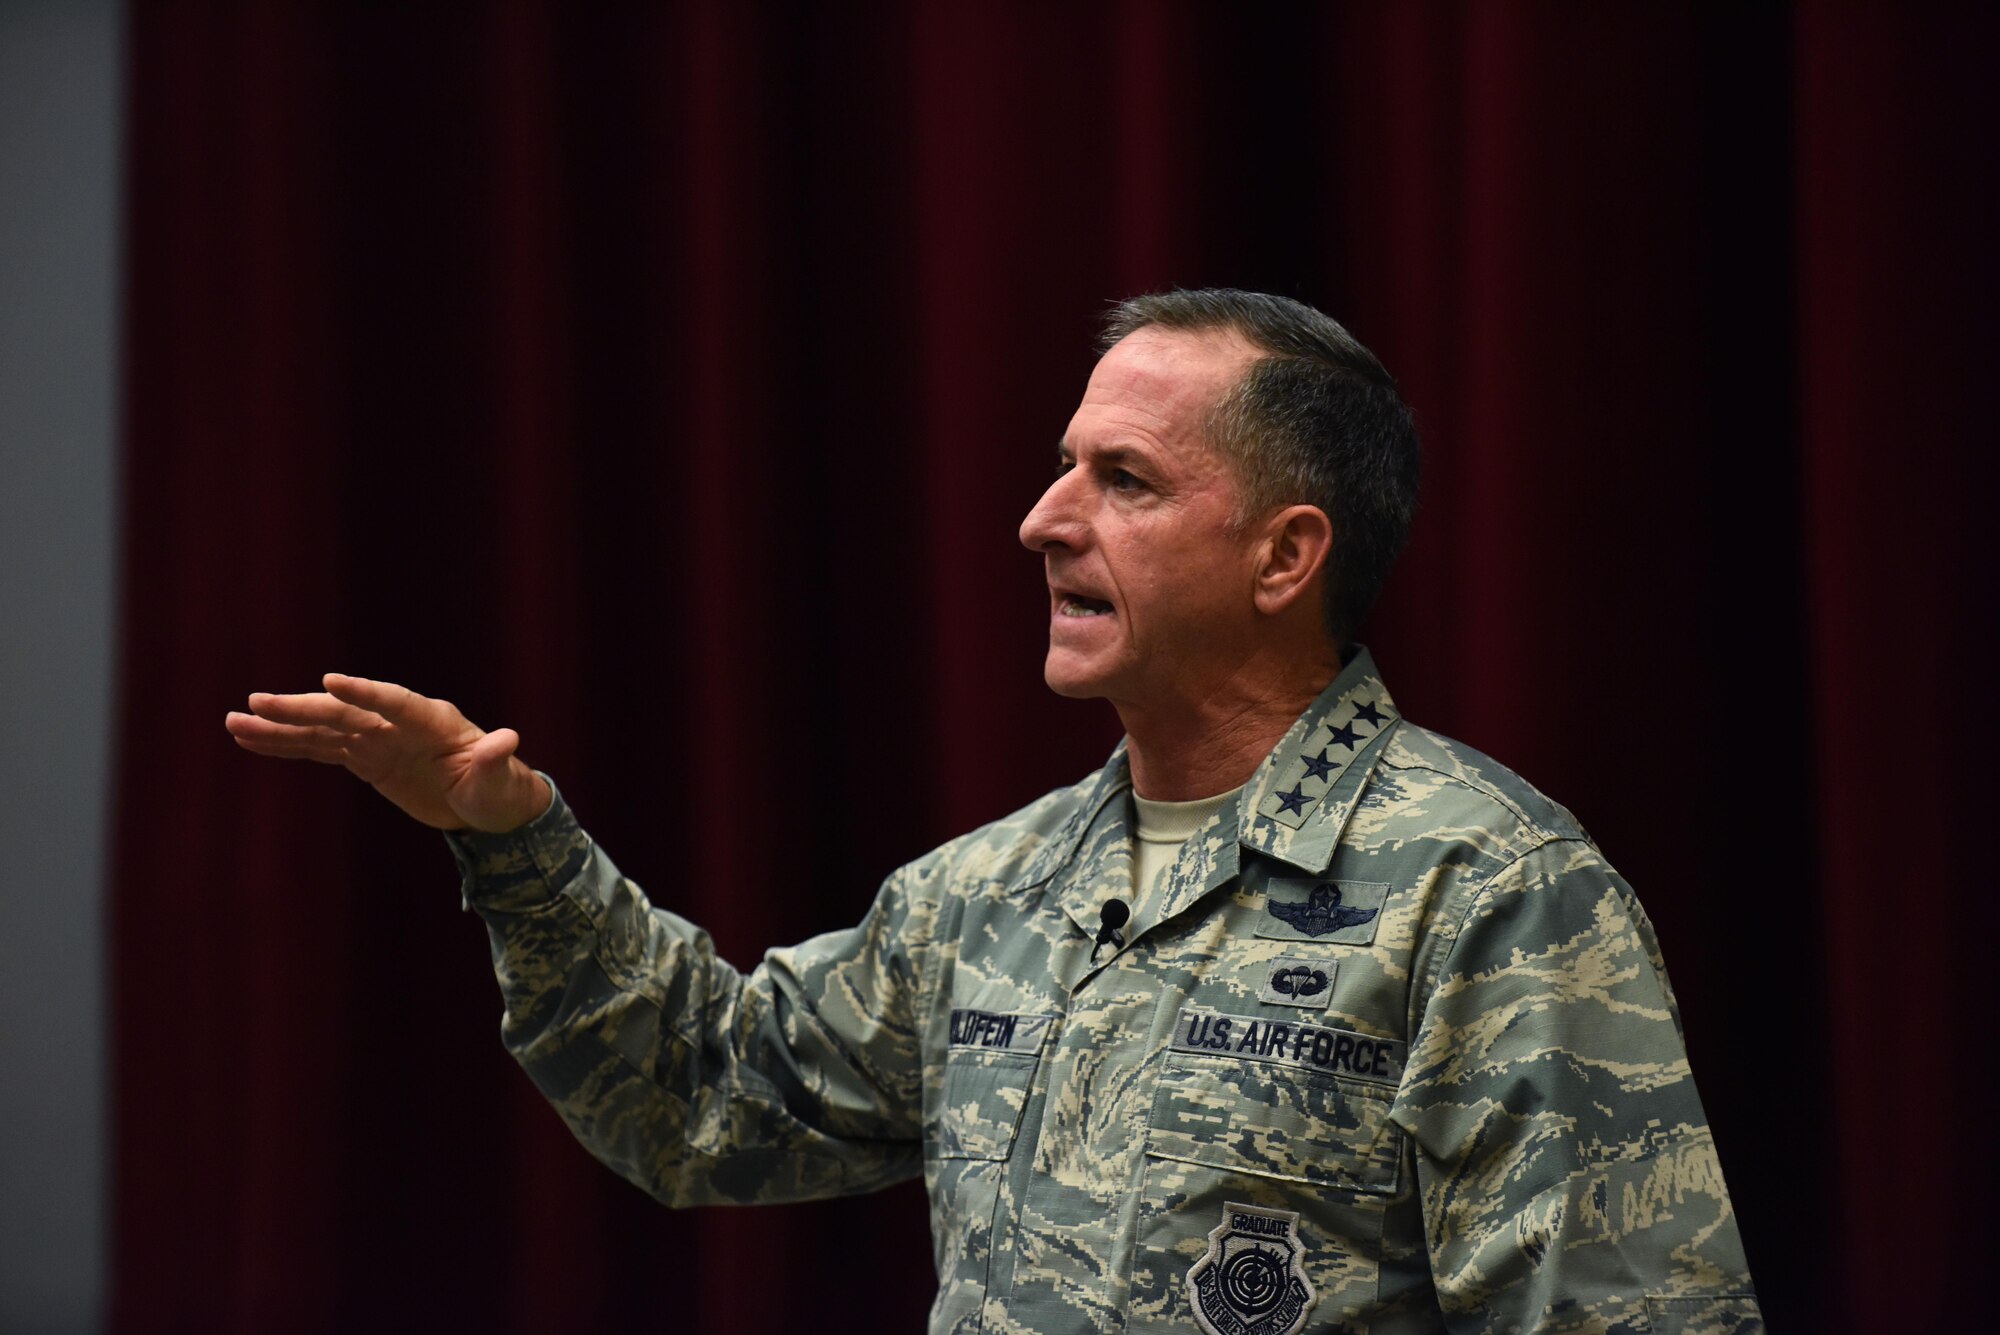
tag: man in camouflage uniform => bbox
[230,291,1762,1333]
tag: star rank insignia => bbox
[1259,685,1397,830]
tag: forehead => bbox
[1069,326,1260,452]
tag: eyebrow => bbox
[1055,436,1148,469]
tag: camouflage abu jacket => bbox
[449,648,1762,1335]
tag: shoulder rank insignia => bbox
[1186,1202,1317,1335]
[1255,879,1389,945]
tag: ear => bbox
[1251,504,1334,618]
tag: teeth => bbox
[1060,598,1112,618]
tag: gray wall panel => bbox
[0,1,121,1331]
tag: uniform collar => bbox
[1017,646,1402,950]
[1235,644,1400,874]
[1014,737,1132,899]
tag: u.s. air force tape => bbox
[1170,1005,1405,1085]
[948,1008,1055,1054]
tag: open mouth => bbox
[1058,594,1115,618]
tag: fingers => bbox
[245,690,384,732]
[224,711,357,764]
[323,674,435,727]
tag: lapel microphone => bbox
[1091,898,1130,963]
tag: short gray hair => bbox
[1101,288,1420,641]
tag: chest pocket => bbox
[933,1008,1053,1160]
[1129,1054,1403,1333]
[1147,1051,1402,1194]
[935,1048,1038,1160]
[927,1010,1052,1330]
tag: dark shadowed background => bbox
[91,3,1999,1332]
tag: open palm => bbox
[224,674,551,832]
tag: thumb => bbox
[455,727,551,833]
[466,727,522,771]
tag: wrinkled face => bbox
[1019,326,1265,709]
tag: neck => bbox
[1117,641,1342,801]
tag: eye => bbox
[1110,468,1143,492]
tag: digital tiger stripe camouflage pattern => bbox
[449,647,1761,1333]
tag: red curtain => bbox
[113,4,1997,1331]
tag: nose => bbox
[1020,468,1086,554]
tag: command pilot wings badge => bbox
[1186,1202,1317,1335]
[1269,883,1373,935]
[1255,879,1388,944]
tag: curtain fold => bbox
[1795,7,2000,1327]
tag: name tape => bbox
[1169,1005,1404,1085]
[948,1008,1055,1054]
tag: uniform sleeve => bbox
[445,775,930,1207]
[1388,838,1763,1335]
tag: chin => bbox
[1042,654,1114,700]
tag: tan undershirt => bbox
[1131,784,1244,913]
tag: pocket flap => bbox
[935,1047,1039,1161]
[1148,1054,1402,1195]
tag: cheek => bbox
[1183,558,1255,624]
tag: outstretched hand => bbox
[224,674,553,833]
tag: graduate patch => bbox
[1186,1202,1316,1335]
[1255,879,1387,945]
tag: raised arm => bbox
[225,673,551,832]
[227,673,929,1208]
[452,786,931,1207]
